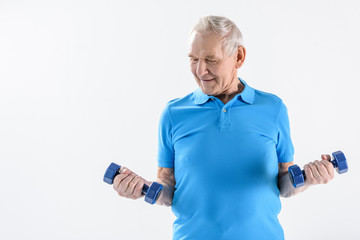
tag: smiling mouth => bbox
[201,78,214,81]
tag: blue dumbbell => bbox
[103,163,163,204]
[288,150,348,188]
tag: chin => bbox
[200,87,215,96]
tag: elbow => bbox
[280,192,292,198]
[279,187,298,198]
[278,184,295,198]
[156,201,172,207]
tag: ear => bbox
[235,46,246,69]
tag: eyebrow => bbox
[205,55,217,59]
[188,54,218,59]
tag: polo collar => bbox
[193,78,255,105]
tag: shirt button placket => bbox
[220,107,230,129]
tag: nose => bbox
[196,60,209,78]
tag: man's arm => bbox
[278,154,335,198]
[156,167,176,207]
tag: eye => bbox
[206,59,217,64]
[190,58,198,63]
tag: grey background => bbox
[1,0,359,239]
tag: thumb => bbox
[120,167,135,175]
[321,154,331,161]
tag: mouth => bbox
[201,78,215,82]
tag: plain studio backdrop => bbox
[1,0,359,239]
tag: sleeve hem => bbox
[278,154,294,163]
[158,161,174,168]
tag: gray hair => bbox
[190,15,244,56]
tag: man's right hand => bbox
[112,168,151,200]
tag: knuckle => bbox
[133,176,141,182]
[304,164,309,170]
[319,164,327,171]
[136,184,144,192]
[320,159,328,164]
[325,161,334,168]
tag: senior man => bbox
[113,16,335,239]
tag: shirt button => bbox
[223,108,227,112]
[211,98,215,101]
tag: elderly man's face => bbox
[188,32,241,97]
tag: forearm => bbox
[278,172,309,198]
[154,167,176,206]
[155,180,175,207]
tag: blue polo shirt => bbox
[158,78,294,240]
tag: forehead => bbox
[188,31,225,58]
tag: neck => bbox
[216,80,244,105]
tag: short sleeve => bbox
[157,103,175,168]
[276,101,294,163]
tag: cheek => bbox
[217,63,233,78]
[190,64,197,76]
[208,65,219,76]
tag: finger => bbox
[118,174,137,196]
[113,169,131,191]
[314,160,329,183]
[132,177,145,198]
[129,176,142,195]
[321,159,335,179]
[304,164,316,185]
[120,167,135,175]
[309,162,322,184]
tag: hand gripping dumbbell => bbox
[288,151,348,188]
[103,163,163,204]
